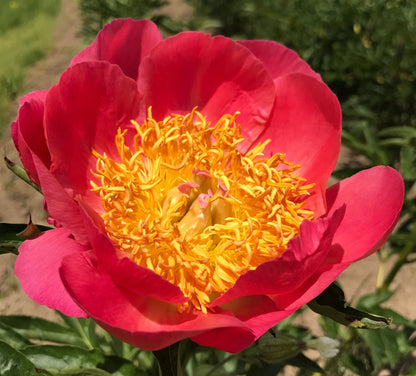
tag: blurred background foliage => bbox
[1,0,415,375]
[0,0,61,133]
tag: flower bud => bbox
[306,336,340,358]
[257,331,305,363]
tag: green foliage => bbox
[188,0,416,136]
[78,0,170,42]
[0,0,61,134]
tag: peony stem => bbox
[153,342,183,376]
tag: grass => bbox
[0,0,61,135]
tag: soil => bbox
[0,1,414,374]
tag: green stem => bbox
[4,156,42,193]
[153,342,183,376]
[381,241,414,290]
[205,353,237,376]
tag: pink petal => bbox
[211,206,344,307]
[71,19,162,80]
[274,262,348,311]
[138,32,275,148]
[85,227,188,305]
[44,61,142,208]
[32,153,90,245]
[325,166,404,264]
[11,90,50,186]
[60,251,253,351]
[214,295,294,342]
[15,228,88,317]
[275,166,404,311]
[255,73,342,217]
[238,40,322,82]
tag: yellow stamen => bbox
[91,108,314,313]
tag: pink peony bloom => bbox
[12,19,403,353]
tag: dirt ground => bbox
[0,0,414,374]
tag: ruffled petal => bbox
[71,18,162,80]
[44,61,142,207]
[255,73,342,217]
[211,206,344,307]
[325,166,404,264]
[60,250,253,351]
[238,40,322,82]
[274,166,404,311]
[138,32,275,148]
[11,90,50,186]
[15,228,88,317]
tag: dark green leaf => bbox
[357,290,396,309]
[0,340,41,376]
[308,283,392,329]
[194,364,229,376]
[246,362,284,376]
[46,369,112,376]
[359,328,407,369]
[4,156,42,193]
[0,321,32,349]
[0,316,86,347]
[0,223,51,255]
[100,356,141,376]
[22,345,105,370]
[287,353,325,374]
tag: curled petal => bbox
[11,90,50,186]
[71,18,162,80]
[325,166,404,264]
[15,228,88,317]
[60,250,253,351]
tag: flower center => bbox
[90,108,314,313]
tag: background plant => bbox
[0,0,61,135]
[1,1,415,375]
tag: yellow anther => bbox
[91,108,314,312]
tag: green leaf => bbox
[308,283,392,329]
[194,364,229,376]
[46,369,112,376]
[0,340,42,376]
[357,290,396,309]
[100,356,141,376]
[0,321,32,349]
[287,353,325,374]
[0,316,86,347]
[359,328,407,369]
[0,223,51,255]
[4,156,42,193]
[22,345,105,370]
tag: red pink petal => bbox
[239,40,322,82]
[255,73,342,217]
[71,19,162,80]
[44,61,142,208]
[15,228,88,317]
[211,206,344,306]
[138,32,275,148]
[11,90,50,187]
[60,250,253,351]
[325,166,404,264]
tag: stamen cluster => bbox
[91,109,314,312]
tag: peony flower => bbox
[11,19,403,353]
